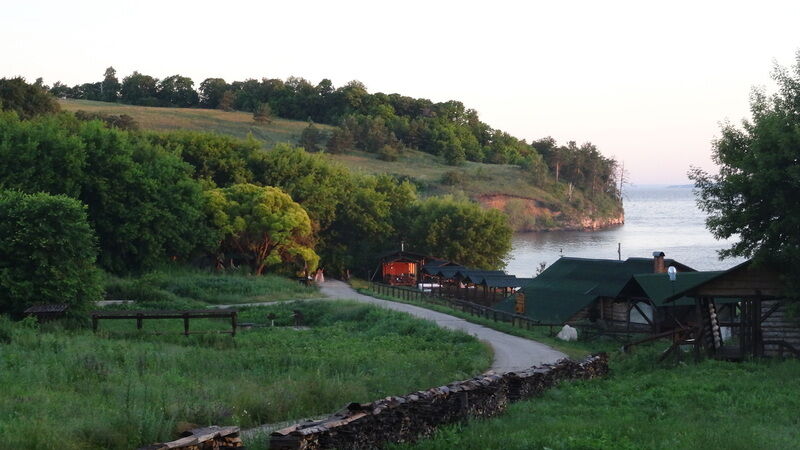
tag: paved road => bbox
[319,280,566,372]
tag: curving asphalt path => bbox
[319,280,566,372]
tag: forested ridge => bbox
[48,68,623,209]
[0,76,515,310]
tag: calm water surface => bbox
[505,185,746,277]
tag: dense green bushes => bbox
[0,77,60,119]
[0,191,102,317]
[1,79,516,280]
[0,112,212,273]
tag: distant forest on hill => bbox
[49,68,622,201]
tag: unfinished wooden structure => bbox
[91,309,238,336]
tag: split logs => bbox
[138,426,243,450]
[269,353,609,450]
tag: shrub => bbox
[0,190,103,317]
[377,144,399,161]
[440,170,464,186]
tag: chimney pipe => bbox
[653,251,666,274]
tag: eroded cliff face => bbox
[476,194,624,232]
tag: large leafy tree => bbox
[407,196,512,269]
[0,112,86,196]
[0,77,60,119]
[120,71,159,105]
[0,190,103,317]
[251,144,350,231]
[198,78,229,109]
[205,183,318,275]
[157,75,199,107]
[690,53,800,281]
[101,66,120,102]
[147,129,261,187]
[0,113,211,273]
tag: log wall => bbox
[761,300,800,356]
[269,354,609,450]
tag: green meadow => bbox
[396,347,800,450]
[0,296,491,449]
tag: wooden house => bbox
[663,260,799,358]
[493,252,697,331]
[374,250,452,286]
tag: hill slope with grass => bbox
[60,99,624,231]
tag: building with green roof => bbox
[494,253,702,332]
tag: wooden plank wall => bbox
[761,300,800,356]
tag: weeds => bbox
[0,300,491,449]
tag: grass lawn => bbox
[395,346,800,450]
[104,267,321,307]
[0,300,491,449]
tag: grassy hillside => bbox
[59,99,623,231]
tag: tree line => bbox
[0,78,511,315]
[47,68,621,199]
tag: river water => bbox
[505,185,746,277]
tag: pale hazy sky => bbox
[3,0,799,183]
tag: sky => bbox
[2,0,799,184]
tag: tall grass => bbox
[104,267,320,307]
[396,346,800,450]
[0,301,491,449]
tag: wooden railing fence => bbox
[367,282,561,334]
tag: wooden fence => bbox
[368,282,561,333]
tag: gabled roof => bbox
[493,256,696,323]
[377,250,432,262]
[480,276,534,288]
[621,271,725,306]
[421,265,467,278]
[458,270,507,283]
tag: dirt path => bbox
[319,280,566,372]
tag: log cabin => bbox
[663,259,799,358]
[493,252,698,332]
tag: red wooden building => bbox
[374,250,451,286]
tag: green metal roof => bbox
[459,270,507,283]
[494,256,696,323]
[479,276,534,288]
[623,272,725,306]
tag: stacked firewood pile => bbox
[270,353,609,450]
[138,426,244,450]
